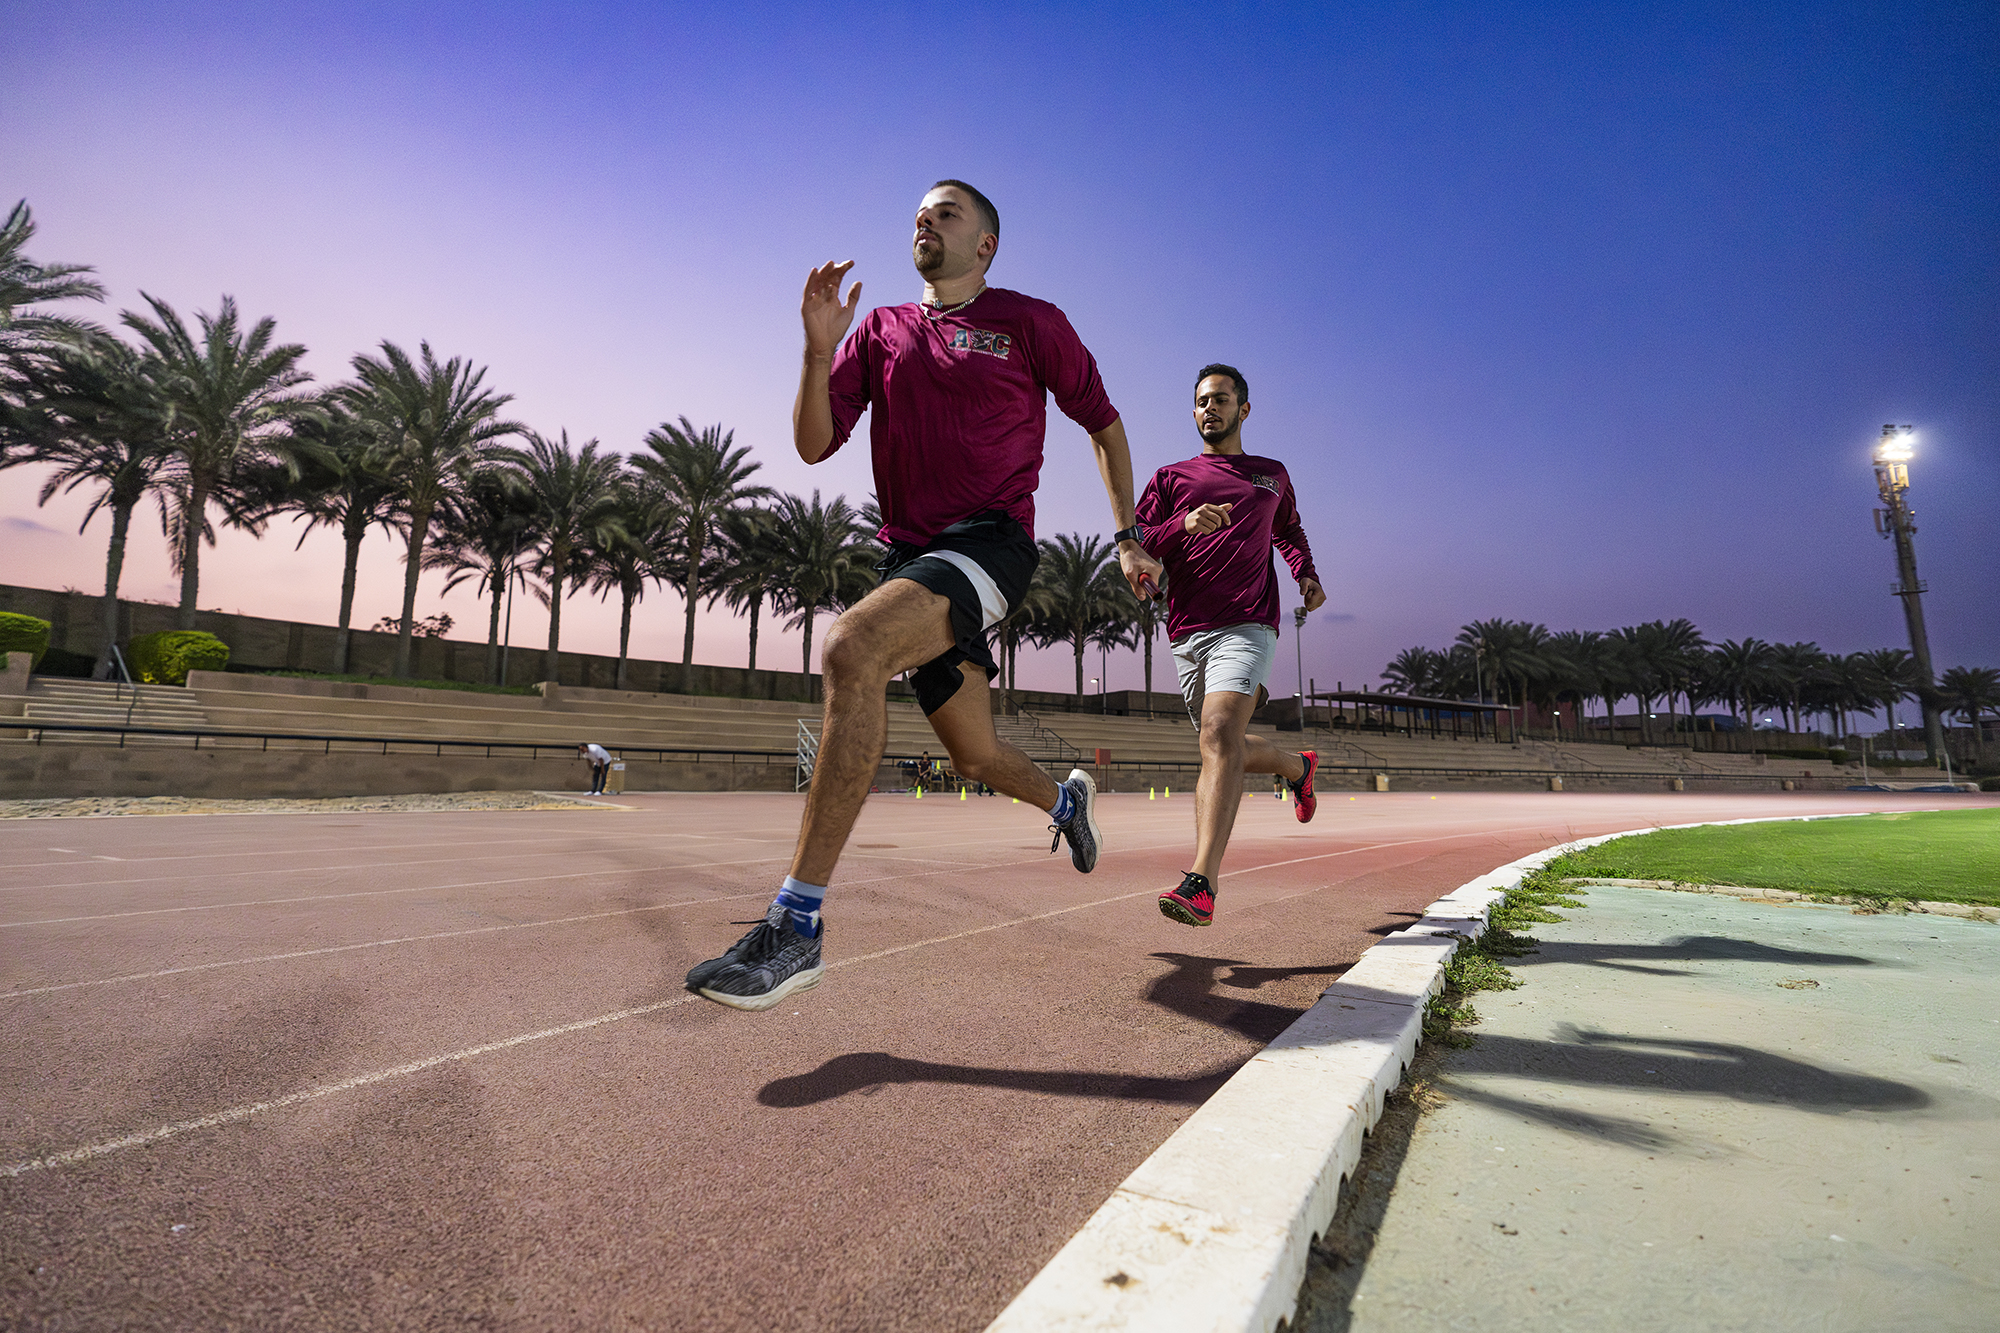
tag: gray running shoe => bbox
[1047,768,1102,873]
[687,902,824,1011]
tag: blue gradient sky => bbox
[4,1,1995,700]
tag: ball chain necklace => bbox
[921,283,986,320]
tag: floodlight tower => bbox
[1871,424,1946,762]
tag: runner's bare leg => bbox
[926,662,1062,808]
[789,580,955,885]
[1191,691,1306,881]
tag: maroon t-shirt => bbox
[1135,452,1320,640]
[823,287,1120,546]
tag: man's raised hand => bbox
[1183,502,1233,535]
[802,260,862,359]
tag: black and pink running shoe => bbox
[1159,871,1215,927]
[1290,750,1319,824]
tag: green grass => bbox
[1423,869,1586,1046]
[1549,808,2000,905]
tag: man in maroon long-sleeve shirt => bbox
[1136,364,1325,927]
[685,180,1163,1010]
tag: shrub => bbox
[1982,777,2000,793]
[0,612,52,669]
[1826,748,1849,765]
[128,630,230,685]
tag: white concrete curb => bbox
[984,811,1929,1333]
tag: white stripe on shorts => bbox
[926,549,1010,631]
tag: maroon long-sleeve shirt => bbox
[822,288,1120,546]
[1135,452,1319,641]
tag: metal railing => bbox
[106,645,140,726]
[1010,710,1086,762]
[796,719,819,791]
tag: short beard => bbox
[913,242,946,275]
[1198,413,1241,445]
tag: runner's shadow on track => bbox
[1361,912,1425,937]
[757,1052,1241,1108]
[758,954,1353,1108]
[1511,936,1894,978]
[1144,952,1351,1043]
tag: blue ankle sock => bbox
[1049,783,1076,825]
[773,877,826,938]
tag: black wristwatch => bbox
[1113,524,1145,547]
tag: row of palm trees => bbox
[0,201,889,687]
[0,201,1152,696]
[1381,618,1999,760]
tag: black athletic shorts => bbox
[878,510,1040,715]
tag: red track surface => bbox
[1,789,1978,1331]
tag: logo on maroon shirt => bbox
[950,328,1013,359]
[1250,474,1281,492]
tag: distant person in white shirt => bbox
[578,743,611,795]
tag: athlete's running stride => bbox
[685,180,1163,1009]
[1135,364,1324,927]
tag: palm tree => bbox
[1767,641,1830,736]
[2,333,172,675]
[510,432,627,684]
[238,398,403,673]
[992,562,1053,699]
[1544,630,1603,739]
[1707,638,1774,733]
[1820,653,1878,747]
[0,200,105,359]
[122,295,313,628]
[1610,624,1669,742]
[1854,648,1922,755]
[768,490,877,688]
[713,504,785,681]
[1088,591,1139,712]
[1456,619,1550,737]
[347,340,522,677]
[585,473,676,690]
[1381,646,1443,695]
[1938,666,2000,767]
[634,418,774,692]
[1641,618,1709,738]
[1127,579,1165,705]
[425,465,539,684]
[1038,533,1123,699]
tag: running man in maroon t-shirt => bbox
[685,180,1164,1010]
[1136,364,1325,927]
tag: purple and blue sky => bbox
[4,1,1996,701]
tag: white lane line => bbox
[2,891,776,998]
[0,856,793,928]
[1,828,1513,1177]
[0,825,1066,894]
[2,848,1090,993]
[0,828,779,879]
[1,994,709,1178]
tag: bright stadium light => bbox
[1874,424,1915,463]
[1869,422,1945,762]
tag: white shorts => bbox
[1171,623,1278,726]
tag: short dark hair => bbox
[932,179,999,240]
[1195,363,1248,402]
